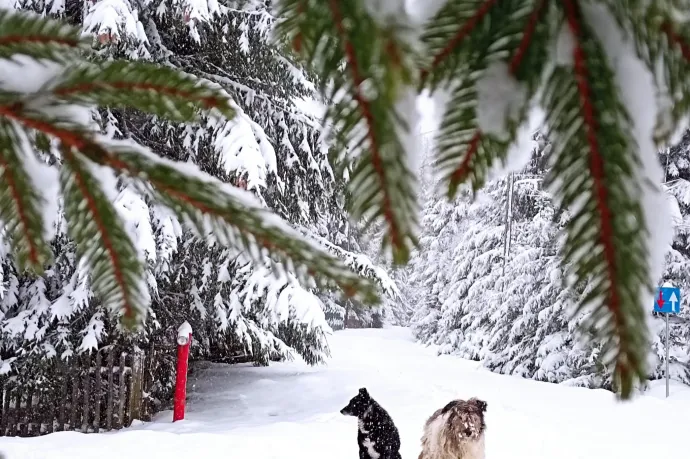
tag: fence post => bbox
[117,352,126,428]
[93,351,102,432]
[82,353,91,432]
[106,348,115,431]
[173,321,192,422]
[1,382,8,435]
[128,347,144,423]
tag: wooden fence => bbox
[0,344,162,437]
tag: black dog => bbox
[341,388,402,459]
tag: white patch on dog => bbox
[424,412,446,455]
[358,418,369,434]
[362,437,380,459]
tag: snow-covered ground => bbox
[1,327,688,458]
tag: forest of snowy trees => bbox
[0,0,403,404]
[408,130,690,389]
[2,1,690,430]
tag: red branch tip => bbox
[54,82,225,110]
[563,0,620,316]
[508,0,547,75]
[63,149,136,322]
[291,1,307,52]
[421,0,498,84]
[0,35,79,47]
[327,0,402,251]
[661,22,690,62]
[450,131,482,186]
[0,153,41,266]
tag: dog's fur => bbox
[340,388,402,459]
[418,398,487,459]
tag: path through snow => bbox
[1,327,689,458]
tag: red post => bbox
[173,321,192,422]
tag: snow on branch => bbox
[298,227,401,301]
[0,7,379,332]
[82,0,147,46]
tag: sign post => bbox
[654,284,681,397]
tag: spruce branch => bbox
[54,61,236,122]
[424,0,554,197]
[649,14,690,141]
[0,119,53,272]
[78,139,380,303]
[1,97,380,309]
[275,0,418,264]
[0,6,381,330]
[0,9,89,62]
[420,0,499,89]
[60,146,147,329]
[544,0,649,399]
[434,74,497,198]
[602,0,690,142]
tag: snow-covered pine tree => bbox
[341,218,408,328]
[409,175,472,346]
[411,132,690,389]
[5,0,690,397]
[431,177,507,358]
[0,2,399,382]
[88,0,347,365]
[656,131,690,383]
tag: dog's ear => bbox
[476,399,487,413]
[358,387,369,397]
[440,400,459,414]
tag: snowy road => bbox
[1,327,689,458]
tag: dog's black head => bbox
[340,387,371,417]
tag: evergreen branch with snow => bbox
[409,0,687,398]
[80,140,380,304]
[54,61,236,122]
[0,119,53,273]
[603,0,690,143]
[0,8,89,62]
[59,146,148,329]
[433,69,506,198]
[421,0,552,196]
[275,0,419,264]
[542,0,650,399]
[0,7,379,332]
[298,227,401,300]
[4,0,690,398]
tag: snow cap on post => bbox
[177,321,192,346]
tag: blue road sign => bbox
[654,286,681,314]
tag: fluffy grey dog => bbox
[418,398,487,459]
